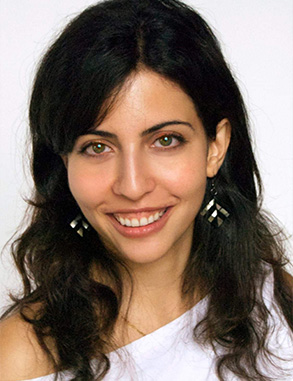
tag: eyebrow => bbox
[81,130,116,139]
[141,120,194,136]
[82,120,194,139]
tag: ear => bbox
[206,118,231,178]
[61,155,68,169]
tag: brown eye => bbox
[159,135,173,146]
[81,141,112,156]
[153,134,185,149]
[92,143,106,154]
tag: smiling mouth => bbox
[113,208,167,227]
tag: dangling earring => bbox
[200,179,230,227]
[70,214,90,237]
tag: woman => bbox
[0,0,292,380]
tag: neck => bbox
[110,257,200,350]
[119,236,197,331]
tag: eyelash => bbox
[79,133,187,156]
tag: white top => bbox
[23,267,293,381]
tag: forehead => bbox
[90,70,202,135]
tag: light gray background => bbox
[1,0,292,312]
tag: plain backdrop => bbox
[0,0,292,313]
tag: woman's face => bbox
[65,70,227,265]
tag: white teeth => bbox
[148,215,154,224]
[115,209,167,227]
[132,218,139,227]
[140,217,148,226]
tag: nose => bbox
[112,150,156,201]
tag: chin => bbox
[109,240,173,266]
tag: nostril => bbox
[112,174,156,200]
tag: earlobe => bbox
[206,118,231,178]
[61,155,68,169]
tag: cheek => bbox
[155,151,208,197]
[67,163,110,208]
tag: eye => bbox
[92,142,107,154]
[153,134,185,148]
[81,142,112,156]
[158,135,173,147]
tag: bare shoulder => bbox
[0,313,54,381]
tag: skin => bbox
[0,314,55,380]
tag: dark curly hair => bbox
[2,0,292,380]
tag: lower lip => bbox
[108,207,173,238]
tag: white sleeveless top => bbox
[23,268,293,381]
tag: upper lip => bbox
[107,206,171,214]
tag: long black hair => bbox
[2,0,292,380]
